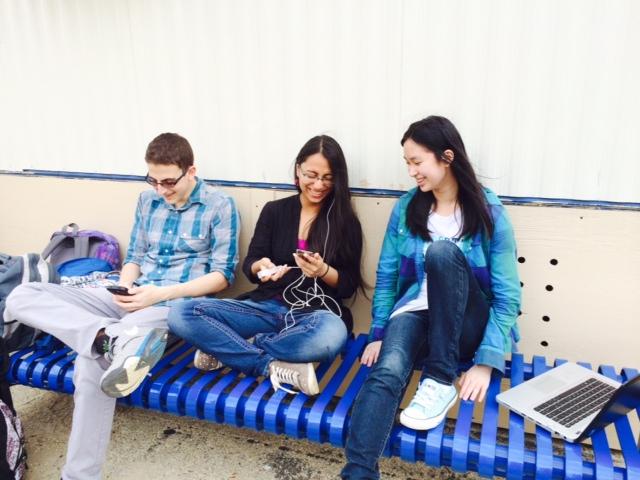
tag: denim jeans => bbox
[341,241,490,479]
[168,298,348,377]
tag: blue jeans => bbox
[341,241,490,479]
[168,298,348,377]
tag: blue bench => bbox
[8,334,640,479]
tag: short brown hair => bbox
[145,133,194,171]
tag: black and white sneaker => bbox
[99,326,168,398]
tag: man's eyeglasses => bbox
[299,169,334,186]
[145,170,187,188]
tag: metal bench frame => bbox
[8,334,640,480]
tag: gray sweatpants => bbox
[5,282,169,480]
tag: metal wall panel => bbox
[1,0,639,202]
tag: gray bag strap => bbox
[41,223,89,260]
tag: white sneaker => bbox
[193,349,223,371]
[269,361,319,396]
[100,326,168,398]
[399,378,458,430]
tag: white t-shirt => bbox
[390,208,463,318]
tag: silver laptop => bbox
[496,362,640,442]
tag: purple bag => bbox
[42,223,121,270]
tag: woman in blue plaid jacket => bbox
[342,116,521,479]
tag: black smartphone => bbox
[106,285,133,296]
[295,248,314,257]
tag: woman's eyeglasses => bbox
[299,169,334,186]
[145,170,187,188]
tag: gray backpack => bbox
[42,223,121,270]
[0,253,59,351]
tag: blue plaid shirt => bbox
[124,178,240,299]
[369,187,521,373]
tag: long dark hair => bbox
[401,116,493,241]
[294,135,364,292]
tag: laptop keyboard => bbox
[533,377,617,428]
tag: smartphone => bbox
[295,248,314,257]
[106,285,133,296]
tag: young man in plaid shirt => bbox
[6,133,240,480]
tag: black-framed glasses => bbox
[299,169,334,186]
[145,170,187,188]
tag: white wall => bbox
[1,0,639,202]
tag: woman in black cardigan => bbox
[169,135,363,395]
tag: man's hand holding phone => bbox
[106,285,133,296]
[108,284,168,312]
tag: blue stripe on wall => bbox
[3,169,639,211]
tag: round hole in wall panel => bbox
[540,341,549,347]
[550,259,558,265]
[545,285,554,291]
[518,256,526,263]
[542,315,550,322]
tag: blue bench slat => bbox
[532,356,554,480]
[47,349,75,391]
[506,353,525,479]
[283,355,335,438]
[128,343,190,408]
[477,371,501,477]
[202,370,240,423]
[147,345,194,411]
[31,349,69,388]
[614,368,640,479]
[399,429,419,462]
[564,442,584,479]
[8,347,34,381]
[281,338,359,439]
[263,388,289,434]
[451,398,474,472]
[281,389,308,437]
[224,376,258,426]
[242,379,272,430]
[307,335,368,443]
[423,415,446,467]
[16,349,49,385]
[328,363,370,447]
[591,365,619,480]
[184,371,224,418]
[167,367,201,416]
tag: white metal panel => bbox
[1,0,639,202]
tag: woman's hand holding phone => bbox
[293,249,327,278]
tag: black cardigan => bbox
[239,194,362,331]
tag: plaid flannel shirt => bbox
[124,178,240,303]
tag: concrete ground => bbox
[12,385,482,480]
